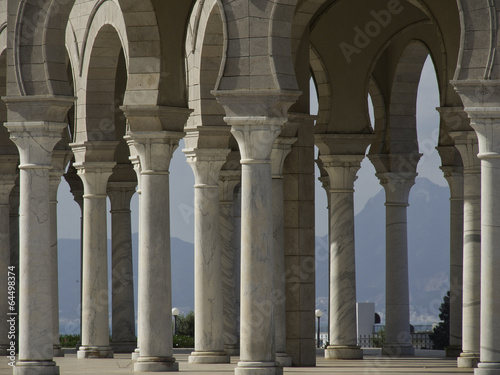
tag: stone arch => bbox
[0,25,16,155]
[309,44,330,133]
[78,0,161,108]
[386,40,431,155]
[186,0,227,129]
[454,0,497,80]
[14,0,77,96]
[367,76,388,154]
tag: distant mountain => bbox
[58,177,450,333]
[315,177,450,325]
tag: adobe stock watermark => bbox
[340,0,404,64]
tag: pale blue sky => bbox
[57,56,444,243]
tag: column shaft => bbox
[326,191,361,357]
[186,149,230,364]
[384,202,413,354]
[449,189,464,355]
[239,162,276,368]
[476,156,500,374]
[78,185,113,358]
[137,173,174,361]
[220,199,239,355]
[109,184,136,353]
[0,177,16,356]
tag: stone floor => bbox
[0,349,474,375]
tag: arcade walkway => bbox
[0,349,473,375]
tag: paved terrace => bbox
[0,349,474,375]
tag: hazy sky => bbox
[57,56,445,243]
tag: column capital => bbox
[107,182,136,212]
[271,137,297,178]
[184,148,231,186]
[5,122,67,167]
[125,131,183,174]
[120,105,192,133]
[436,106,472,133]
[214,90,299,163]
[375,172,417,206]
[184,126,231,150]
[315,133,375,155]
[74,162,116,198]
[318,154,365,192]
[440,167,464,201]
[449,131,480,171]
[219,170,241,203]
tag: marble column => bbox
[219,170,241,356]
[215,91,298,375]
[108,181,137,353]
[72,143,117,359]
[0,164,18,356]
[440,163,464,357]
[271,138,296,367]
[63,165,84,343]
[185,148,230,364]
[319,155,364,359]
[450,131,481,368]
[126,131,182,372]
[49,150,72,358]
[378,172,416,356]
[5,113,70,375]
[128,155,142,361]
[369,151,419,357]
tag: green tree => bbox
[177,311,195,337]
[430,291,450,350]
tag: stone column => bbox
[378,171,416,356]
[271,137,296,367]
[72,142,117,359]
[450,106,500,375]
[5,95,73,375]
[63,165,84,342]
[0,158,18,356]
[319,154,364,360]
[126,131,182,372]
[450,131,481,368]
[369,152,419,357]
[219,169,241,356]
[437,151,464,358]
[128,154,142,361]
[184,148,230,364]
[107,181,137,353]
[215,91,298,375]
[49,150,72,358]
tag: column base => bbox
[134,356,178,372]
[131,348,140,360]
[446,345,462,358]
[325,345,363,359]
[475,363,500,375]
[275,352,292,367]
[235,361,282,375]
[13,360,59,375]
[112,341,137,353]
[458,352,480,368]
[382,343,415,357]
[188,351,230,364]
[224,344,240,356]
[53,346,65,357]
[77,346,113,358]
